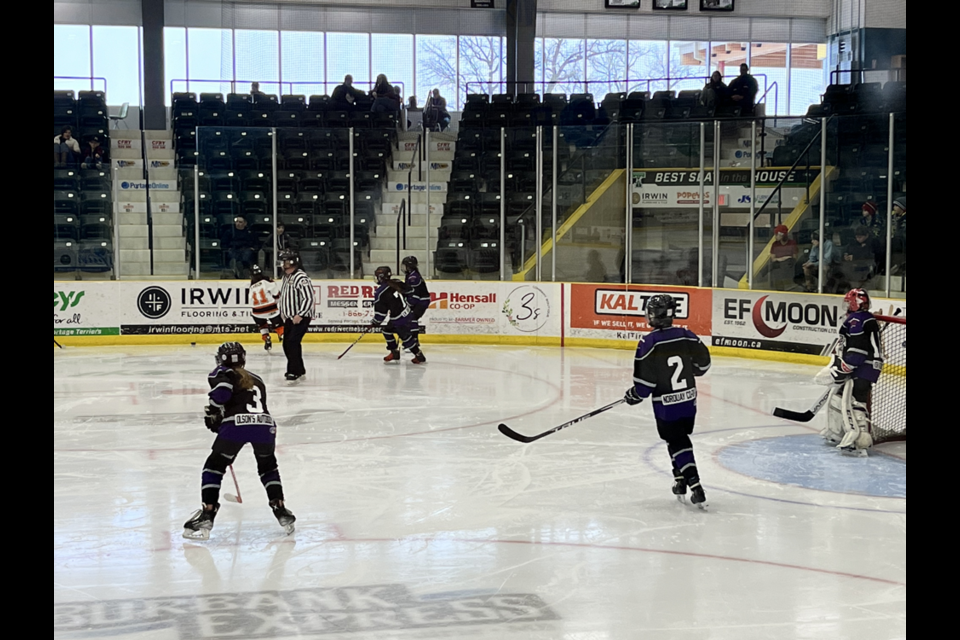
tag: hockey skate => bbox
[689,486,708,511]
[182,505,218,540]
[264,336,272,352]
[284,372,303,384]
[671,477,688,504]
[411,351,427,365]
[271,501,296,535]
[384,350,400,363]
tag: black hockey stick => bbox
[54,339,64,349]
[498,399,626,443]
[337,326,374,360]
[773,387,833,423]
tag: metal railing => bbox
[396,134,422,273]
[170,79,406,99]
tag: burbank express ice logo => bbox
[502,286,550,332]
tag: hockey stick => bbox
[54,339,64,349]
[498,399,626,443]
[773,387,833,423]
[223,465,243,504]
[337,326,374,360]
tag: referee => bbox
[278,250,315,382]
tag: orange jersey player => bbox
[249,265,284,351]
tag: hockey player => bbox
[372,265,426,364]
[401,256,430,327]
[249,265,284,351]
[183,342,296,540]
[623,294,712,508]
[815,288,883,455]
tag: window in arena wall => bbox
[164,27,187,104]
[458,36,504,109]
[281,31,325,98]
[187,28,234,96]
[627,40,669,94]
[668,41,710,93]
[789,43,827,117]
[416,35,458,111]
[235,30,280,95]
[327,33,371,94]
[55,25,92,93]
[534,38,544,94]
[586,39,627,97]
[91,26,142,107]
[543,38,586,96]
[371,34,414,104]
[748,43,789,116]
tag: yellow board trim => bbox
[739,166,837,289]
[512,169,626,281]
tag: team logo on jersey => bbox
[137,286,172,319]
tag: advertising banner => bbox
[53,283,119,336]
[118,180,176,192]
[112,138,142,150]
[568,284,713,343]
[711,290,845,355]
[398,140,454,154]
[114,159,143,169]
[393,161,453,172]
[389,181,447,193]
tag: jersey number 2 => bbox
[668,356,687,391]
[246,387,265,413]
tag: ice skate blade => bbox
[282,523,295,535]
[838,446,869,458]
[695,502,709,511]
[675,494,687,504]
[182,529,210,541]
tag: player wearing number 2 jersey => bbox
[624,295,712,509]
[183,342,295,540]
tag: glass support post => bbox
[625,123,634,284]
[425,129,432,279]
[501,127,507,280]
[193,164,200,279]
[818,117,827,294]
[552,125,558,282]
[749,120,757,290]
[712,120,721,288]
[113,164,121,279]
[535,125,543,281]
[885,112,895,298]
[271,128,278,278]
[698,122,705,287]
[348,127,355,278]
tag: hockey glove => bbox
[204,405,224,432]
[370,319,382,327]
[624,387,644,406]
[829,357,854,384]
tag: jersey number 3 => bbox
[668,356,688,391]
[246,387,265,413]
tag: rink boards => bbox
[53,281,906,365]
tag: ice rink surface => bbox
[54,343,906,640]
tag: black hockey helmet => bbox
[280,249,301,271]
[645,294,677,329]
[250,264,268,284]
[401,255,419,273]
[374,265,393,284]
[216,341,246,367]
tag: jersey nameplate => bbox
[659,388,697,405]
[231,414,276,426]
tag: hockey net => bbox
[871,315,906,443]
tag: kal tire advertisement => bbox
[568,284,712,342]
[711,290,845,355]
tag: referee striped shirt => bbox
[279,269,315,320]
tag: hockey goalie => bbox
[814,288,884,456]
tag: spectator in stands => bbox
[729,64,759,113]
[424,88,451,131]
[267,223,295,273]
[700,71,728,110]
[841,225,879,287]
[331,75,365,110]
[406,95,420,129]
[222,215,259,278]
[769,224,799,290]
[801,230,837,292]
[54,126,80,167]
[250,82,265,99]
[859,200,885,240]
[891,197,906,274]
[370,74,401,113]
[81,136,105,170]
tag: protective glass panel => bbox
[889,112,906,297]
[553,123,626,284]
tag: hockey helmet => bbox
[645,294,677,329]
[216,341,246,367]
[843,288,870,313]
[374,265,393,284]
[250,264,268,284]
[401,255,419,273]
[280,250,301,271]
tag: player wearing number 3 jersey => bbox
[183,342,295,540]
[624,295,712,509]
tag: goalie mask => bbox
[216,341,246,367]
[645,294,677,329]
[843,288,870,313]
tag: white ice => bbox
[54,344,906,640]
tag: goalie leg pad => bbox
[821,385,846,443]
[837,384,873,452]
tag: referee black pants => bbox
[282,317,311,376]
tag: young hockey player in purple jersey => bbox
[183,342,296,539]
[400,255,430,330]
[815,288,883,455]
[372,265,426,364]
[623,294,712,508]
